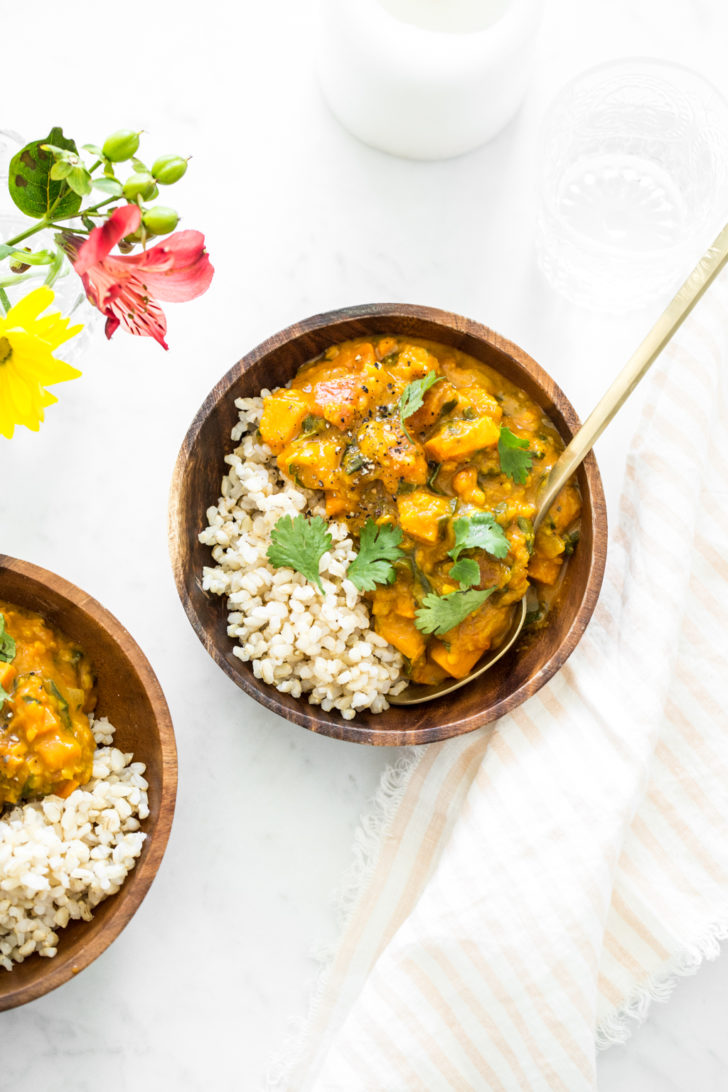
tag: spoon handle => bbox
[535,220,728,526]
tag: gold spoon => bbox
[390,221,728,706]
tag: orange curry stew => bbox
[0,602,96,807]
[259,337,581,685]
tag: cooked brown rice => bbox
[0,717,148,970]
[200,393,407,718]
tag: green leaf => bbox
[66,166,93,196]
[449,512,509,561]
[92,176,123,196]
[82,143,103,156]
[0,681,9,711]
[50,160,73,180]
[399,371,442,442]
[448,558,480,589]
[267,514,332,592]
[0,613,16,663]
[414,587,496,637]
[347,520,404,592]
[131,157,149,173]
[0,243,15,261]
[9,128,82,219]
[498,427,533,485]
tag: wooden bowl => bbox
[170,304,607,746]
[0,556,177,1011]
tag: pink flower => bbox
[65,204,213,350]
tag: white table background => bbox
[3,1,728,1089]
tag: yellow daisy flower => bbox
[0,286,83,439]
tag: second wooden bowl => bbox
[170,304,607,746]
[0,557,177,1011]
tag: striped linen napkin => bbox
[272,290,728,1091]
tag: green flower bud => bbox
[102,129,141,163]
[142,206,179,235]
[122,172,156,201]
[151,155,188,185]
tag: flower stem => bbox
[6,221,48,247]
[52,196,117,224]
[0,287,10,315]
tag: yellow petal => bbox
[5,286,56,328]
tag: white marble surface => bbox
[2,1,728,1089]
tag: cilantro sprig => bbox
[347,519,404,592]
[0,613,16,664]
[267,514,332,592]
[414,587,496,637]
[449,512,509,561]
[498,427,533,484]
[399,371,442,442]
[448,558,480,590]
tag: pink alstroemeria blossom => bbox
[65,204,213,349]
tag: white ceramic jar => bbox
[317,0,543,160]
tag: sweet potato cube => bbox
[259,389,312,453]
[34,734,81,772]
[528,556,563,585]
[430,640,485,679]
[375,614,426,662]
[424,417,500,461]
[0,661,15,692]
[396,491,452,545]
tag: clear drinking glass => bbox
[535,59,728,312]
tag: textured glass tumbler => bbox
[536,60,728,312]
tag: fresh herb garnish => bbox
[300,414,327,438]
[347,519,404,592]
[0,613,16,664]
[563,528,580,556]
[517,516,534,555]
[414,587,497,637]
[448,558,480,590]
[449,512,509,561]
[341,442,364,474]
[399,371,442,442]
[0,681,9,710]
[267,514,333,592]
[498,427,533,484]
[48,679,71,729]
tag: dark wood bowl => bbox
[0,557,177,1011]
[170,304,607,746]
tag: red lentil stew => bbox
[259,336,581,686]
[0,602,96,807]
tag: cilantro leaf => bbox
[267,514,332,592]
[498,427,533,484]
[0,681,9,712]
[0,614,16,664]
[448,558,480,590]
[347,519,404,592]
[449,512,509,561]
[414,587,497,637]
[399,371,442,442]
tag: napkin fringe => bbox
[268,747,422,1090]
[595,913,728,1049]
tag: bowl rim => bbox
[170,302,607,745]
[0,554,178,1011]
